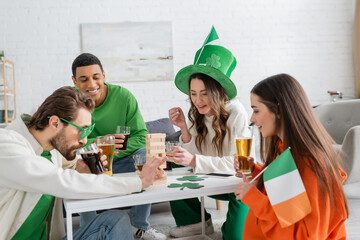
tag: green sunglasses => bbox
[47,116,95,139]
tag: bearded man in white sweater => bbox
[0,86,165,240]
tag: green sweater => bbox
[88,83,148,158]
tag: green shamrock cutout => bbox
[168,183,183,188]
[167,182,204,190]
[176,176,207,181]
[181,182,204,190]
[206,54,221,68]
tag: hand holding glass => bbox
[234,138,252,177]
[165,141,179,170]
[79,143,105,174]
[96,135,115,176]
[115,126,130,150]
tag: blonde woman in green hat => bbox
[167,27,251,239]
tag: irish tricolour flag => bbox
[263,148,312,228]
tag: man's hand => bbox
[76,149,108,174]
[76,158,91,173]
[140,156,167,188]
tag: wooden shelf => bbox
[0,58,16,127]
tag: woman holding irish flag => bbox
[234,73,348,239]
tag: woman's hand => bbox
[233,155,255,172]
[234,176,257,200]
[166,146,195,168]
[168,107,187,129]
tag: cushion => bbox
[145,118,176,135]
[165,130,181,142]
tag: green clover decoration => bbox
[206,54,221,68]
[168,182,204,190]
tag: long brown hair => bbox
[188,73,230,156]
[251,73,348,215]
[29,87,95,130]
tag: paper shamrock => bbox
[168,182,204,190]
[176,176,207,181]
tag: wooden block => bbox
[146,142,165,147]
[147,149,165,155]
[146,145,165,151]
[146,133,166,140]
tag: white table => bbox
[63,168,241,240]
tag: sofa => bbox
[313,99,360,198]
[145,117,181,141]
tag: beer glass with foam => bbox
[96,135,115,176]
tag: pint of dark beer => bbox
[79,143,105,174]
[115,126,130,151]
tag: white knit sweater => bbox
[180,98,253,174]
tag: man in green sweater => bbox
[71,53,165,240]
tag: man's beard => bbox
[49,130,84,160]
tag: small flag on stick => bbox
[195,26,220,64]
[201,26,219,47]
[263,148,311,228]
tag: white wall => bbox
[0,0,356,122]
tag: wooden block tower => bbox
[145,133,167,184]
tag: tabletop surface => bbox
[63,167,241,214]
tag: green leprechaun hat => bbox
[175,26,237,99]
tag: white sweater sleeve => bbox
[0,130,142,199]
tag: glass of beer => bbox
[96,135,115,176]
[234,137,252,177]
[79,143,105,174]
[133,154,146,174]
[164,141,179,171]
[115,126,130,151]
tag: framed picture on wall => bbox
[81,21,174,82]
